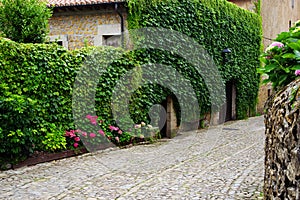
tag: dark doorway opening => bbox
[159,99,167,138]
[225,82,233,121]
[225,81,236,122]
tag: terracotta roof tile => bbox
[48,0,124,7]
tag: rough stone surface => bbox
[0,116,264,199]
[49,7,127,50]
[264,79,300,199]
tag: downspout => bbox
[115,3,124,47]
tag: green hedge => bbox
[0,38,155,164]
[127,0,263,119]
[0,38,84,162]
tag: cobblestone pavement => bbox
[0,116,265,199]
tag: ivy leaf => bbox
[294,50,300,60]
[287,42,300,51]
[263,63,277,73]
[291,64,300,70]
[276,32,290,41]
[278,74,288,86]
[282,53,296,59]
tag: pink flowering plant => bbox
[65,115,161,150]
[258,21,300,90]
[65,114,138,150]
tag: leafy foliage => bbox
[258,21,300,91]
[0,39,157,163]
[0,38,84,162]
[0,0,52,43]
[127,0,262,119]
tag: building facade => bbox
[48,0,126,50]
[228,0,300,113]
[49,0,300,116]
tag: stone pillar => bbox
[231,83,237,120]
[166,96,178,138]
[264,79,300,199]
[211,111,220,125]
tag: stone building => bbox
[227,0,300,114]
[48,0,126,50]
[48,0,300,123]
[227,0,257,11]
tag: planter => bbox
[12,148,88,169]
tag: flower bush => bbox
[258,21,300,90]
[65,115,161,150]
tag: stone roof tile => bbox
[48,0,124,7]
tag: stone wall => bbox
[228,0,300,115]
[49,5,127,50]
[258,0,300,115]
[261,0,300,49]
[264,79,300,199]
[227,0,255,11]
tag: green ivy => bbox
[126,0,262,119]
[0,38,84,163]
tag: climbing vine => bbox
[126,0,262,119]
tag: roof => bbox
[48,0,125,7]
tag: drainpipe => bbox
[115,3,124,47]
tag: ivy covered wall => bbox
[126,0,262,119]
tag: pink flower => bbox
[266,42,284,52]
[295,70,300,76]
[65,131,70,137]
[98,129,105,136]
[81,132,87,137]
[270,42,284,48]
[115,136,120,143]
[90,119,97,125]
[109,125,119,131]
[99,120,103,124]
[74,137,80,142]
[86,115,98,125]
[73,143,79,148]
[67,130,76,138]
[118,130,123,135]
[89,133,96,138]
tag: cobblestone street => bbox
[0,116,265,199]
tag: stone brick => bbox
[49,7,127,49]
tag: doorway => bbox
[225,81,236,122]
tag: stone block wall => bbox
[227,0,256,11]
[166,96,178,138]
[264,79,300,199]
[49,6,127,50]
[257,79,272,114]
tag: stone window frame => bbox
[49,35,68,49]
[95,24,122,46]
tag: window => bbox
[96,24,123,47]
[48,35,68,49]
[103,35,121,47]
